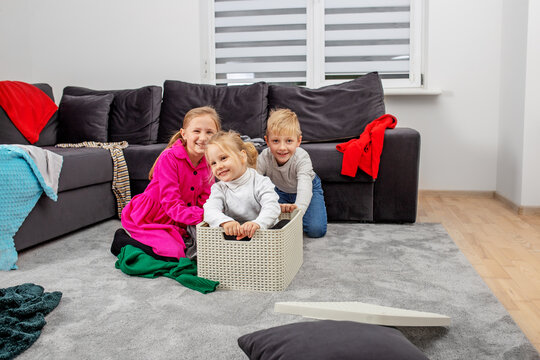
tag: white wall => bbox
[1,0,537,204]
[521,0,540,206]
[495,0,528,204]
[0,0,201,102]
[385,0,503,191]
[0,1,33,80]
[494,0,540,207]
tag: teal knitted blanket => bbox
[0,283,62,360]
[0,145,59,270]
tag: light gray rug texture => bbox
[4,220,539,360]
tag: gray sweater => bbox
[257,147,315,212]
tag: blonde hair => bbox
[206,130,258,170]
[149,106,221,179]
[266,108,301,137]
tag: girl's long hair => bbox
[148,106,221,179]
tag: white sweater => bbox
[203,168,281,229]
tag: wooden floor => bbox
[417,192,540,352]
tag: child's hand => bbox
[239,221,260,239]
[280,203,298,213]
[221,221,241,236]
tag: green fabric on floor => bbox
[0,283,62,360]
[115,245,219,294]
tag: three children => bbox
[112,106,327,262]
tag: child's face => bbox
[265,132,302,166]
[180,115,218,159]
[206,144,247,182]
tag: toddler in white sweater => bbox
[204,130,281,240]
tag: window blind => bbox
[324,0,412,81]
[214,0,308,85]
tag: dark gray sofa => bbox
[1,84,117,251]
[2,73,420,252]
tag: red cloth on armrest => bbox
[336,114,397,179]
[0,81,58,144]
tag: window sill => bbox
[384,88,442,96]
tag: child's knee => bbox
[304,224,327,238]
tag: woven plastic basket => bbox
[197,210,303,291]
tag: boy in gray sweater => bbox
[257,109,327,238]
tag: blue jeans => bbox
[275,175,327,238]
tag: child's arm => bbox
[253,176,281,229]
[203,183,235,228]
[236,176,279,238]
[156,152,205,224]
[294,155,314,212]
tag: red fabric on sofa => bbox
[336,114,397,179]
[0,81,58,144]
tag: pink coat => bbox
[121,141,214,259]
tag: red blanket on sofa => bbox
[336,114,397,179]
[0,81,58,144]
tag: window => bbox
[205,0,424,89]
[211,0,309,85]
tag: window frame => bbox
[202,0,425,89]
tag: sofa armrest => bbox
[373,127,421,223]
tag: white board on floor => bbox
[274,301,451,327]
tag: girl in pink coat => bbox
[111,106,221,260]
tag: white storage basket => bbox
[197,210,303,291]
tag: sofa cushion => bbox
[300,142,373,183]
[62,85,162,145]
[238,320,428,360]
[58,94,113,143]
[123,143,167,196]
[159,80,268,142]
[268,72,385,143]
[123,143,167,181]
[0,83,59,146]
[42,146,113,192]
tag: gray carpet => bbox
[4,220,539,360]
